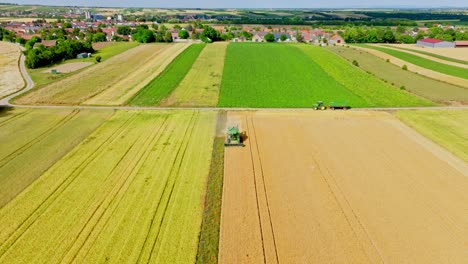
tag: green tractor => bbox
[225,126,245,147]
[313,101,350,110]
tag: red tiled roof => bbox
[419,38,443,44]
[455,41,468,46]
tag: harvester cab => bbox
[225,126,245,147]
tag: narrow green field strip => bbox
[356,44,468,80]
[396,110,468,162]
[298,45,433,107]
[383,45,468,66]
[196,135,225,264]
[0,110,216,264]
[327,46,468,104]
[128,44,206,106]
[219,43,367,108]
[163,42,228,107]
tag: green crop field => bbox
[218,43,431,108]
[218,43,368,108]
[299,45,432,107]
[128,44,206,106]
[0,110,216,263]
[357,44,468,80]
[396,110,468,162]
[383,45,468,66]
[328,46,468,104]
[0,108,113,208]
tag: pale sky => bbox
[2,0,467,8]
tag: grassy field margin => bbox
[383,45,468,66]
[196,135,225,264]
[396,110,468,162]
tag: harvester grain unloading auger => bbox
[224,125,245,147]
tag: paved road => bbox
[1,48,467,112]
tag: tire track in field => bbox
[249,116,280,264]
[146,112,200,263]
[244,116,267,264]
[0,110,80,169]
[0,109,31,128]
[298,118,385,263]
[77,118,180,263]
[136,112,198,263]
[0,112,136,259]
[62,115,170,263]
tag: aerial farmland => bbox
[1,4,468,264]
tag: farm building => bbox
[416,38,455,48]
[455,41,468,48]
[329,34,344,45]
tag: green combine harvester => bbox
[313,101,351,110]
[225,126,245,147]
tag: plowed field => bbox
[219,111,468,263]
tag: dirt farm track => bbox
[219,111,468,263]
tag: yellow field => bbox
[0,42,23,99]
[84,43,191,106]
[16,44,170,105]
[162,42,228,107]
[0,110,216,263]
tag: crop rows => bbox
[163,42,228,107]
[0,108,113,207]
[298,45,433,107]
[357,44,468,80]
[16,44,165,105]
[0,110,216,263]
[128,44,206,106]
[218,43,367,108]
[327,45,468,104]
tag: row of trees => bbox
[25,40,94,69]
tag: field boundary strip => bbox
[60,114,171,262]
[0,112,137,258]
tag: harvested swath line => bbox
[0,112,137,256]
[84,43,191,106]
[128,44,206,106]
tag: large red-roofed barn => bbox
[416,38,455,48]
